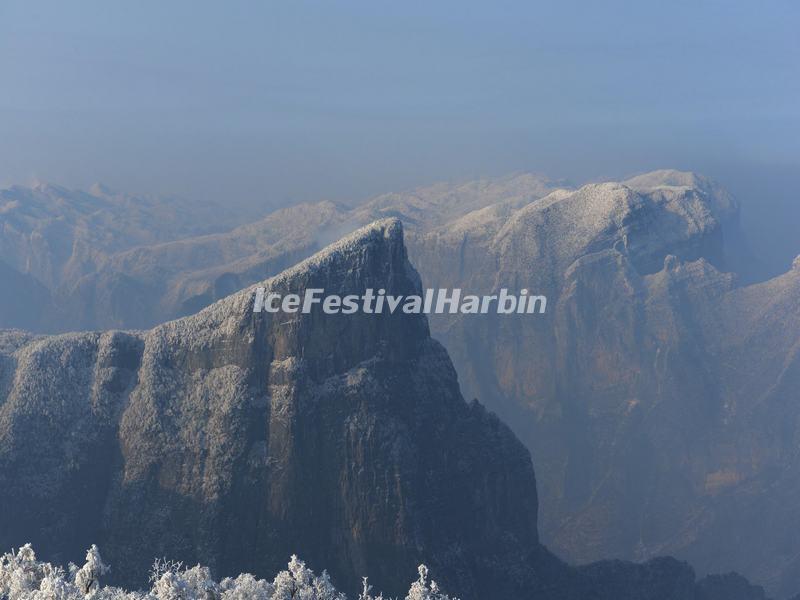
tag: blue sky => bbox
[1,0,798,217]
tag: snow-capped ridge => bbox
[266,218,403,289]
[177,218,404,319]
[624,169,737,219]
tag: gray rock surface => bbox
[1,171,796,596]
[0,220,545,598]
[0,219,767,599]
[405,171,800,597]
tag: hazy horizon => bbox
[1,1,798,273]
[2,6,800,596]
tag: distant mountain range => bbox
[0,181,251,330]
[0,171,798,596]
[0,175,562,331]
[0,220,767,599]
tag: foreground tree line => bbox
[0,544,456,600]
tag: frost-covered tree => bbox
[357,578,383,600]
[0,544,71,599]
[0,544,457,600]
[404,565,454,600]
[269,555,345,600]
[218,573,274,600]
[74,546,110,595]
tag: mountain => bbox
[1,171,797,595]
[0,260,50,330]
[0,220,545,598]
[0,175,562,332]
[404,171,800,597]
[0,182,254,330]
[0,220,767,599]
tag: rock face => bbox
[1,171,797,596]
[0,220,543,598]
[0,220,767,599]
[402,172,800,597]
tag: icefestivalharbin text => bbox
[253,287,547,315]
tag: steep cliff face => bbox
[0,219,768,600]
[1,172,796,595]
[403,172,800,597]
[0,220,550,598]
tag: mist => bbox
[1,1,798,275]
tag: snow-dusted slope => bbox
[1,170,796,595]
[0,176,564,332]
[0,219,766,600]
[0,183,235,290]
[0,220,544,599]
[405,172,800,597]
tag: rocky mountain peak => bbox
[160,217,429,382]
[0,218,545,599]
[624,169,738,221]
[0,207,777,599]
